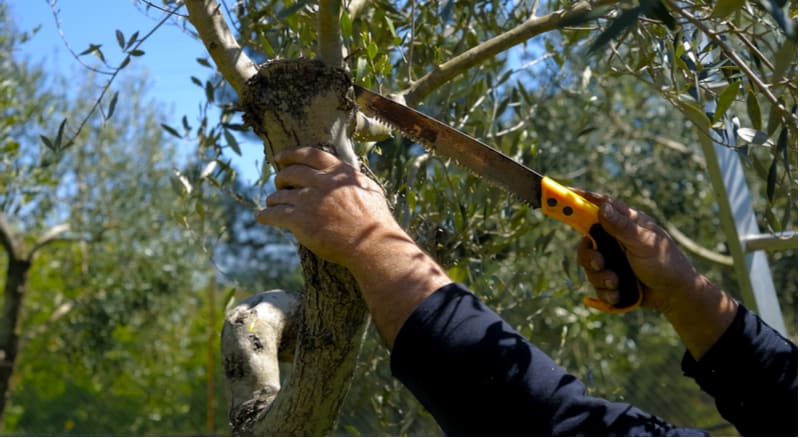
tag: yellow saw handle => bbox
[540,177,644,313]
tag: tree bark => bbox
[0,257,30,425]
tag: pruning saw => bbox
[354,85,644,314]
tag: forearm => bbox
[662,274,739,360]
[346,229,451,348]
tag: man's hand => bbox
[576,192,738,359]
[256,147,451,347]
[255,147,406,270]
[575,193,699,314]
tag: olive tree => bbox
[43,0,792,434]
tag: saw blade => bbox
[354,85,544,208]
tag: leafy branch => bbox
[184,0,258,95]
[42,1,183,153]
[402,0,618,104]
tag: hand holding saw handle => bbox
[354,85,644,313]
[539,177,643,313]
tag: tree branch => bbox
[636,198,734,267]
[30,223,73,257]
[664,222,734,266]
[318,0,343,66]
[0,214,21,261]
[185,0,258,96]
[222,290,300,435]
[403,0,616,104]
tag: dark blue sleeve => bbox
[390,283,707,436]
[681,305,798,437]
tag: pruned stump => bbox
[241,58,360,168]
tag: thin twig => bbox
[48,0,115,75]
[138,0,190,18]
[0,214,22,260]
[669,2,796,128]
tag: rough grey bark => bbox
[221,58,369,435]
[0,215,70,428]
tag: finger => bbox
[274,165,323,190]
[274,147,342,171]
[571,189,611,207]
[254,204,295,229]
[596,288,621,306]
[576,236,604,271]
[584,268,619,291]
[264,188,303,207]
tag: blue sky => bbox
[6,0,262,183]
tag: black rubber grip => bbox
[588,223,643,309]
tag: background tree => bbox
[0,4,260,432]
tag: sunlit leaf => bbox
[711,0,746,18]
[200,160,218,179]
[766,98,785,135]
[746,89,762,130]
[713,81,740,123]
[341,9,352,39]
[224,129,241,156]
[772,40,797,83]
[737,127,773,147]
[367,41,378,60]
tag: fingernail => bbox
[590,258,602,271]
[604,278,618,289]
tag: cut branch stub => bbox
[240,58,359,168]
[222,290,300,435]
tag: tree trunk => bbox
[222,58,369,435]
[0,256,31,426]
